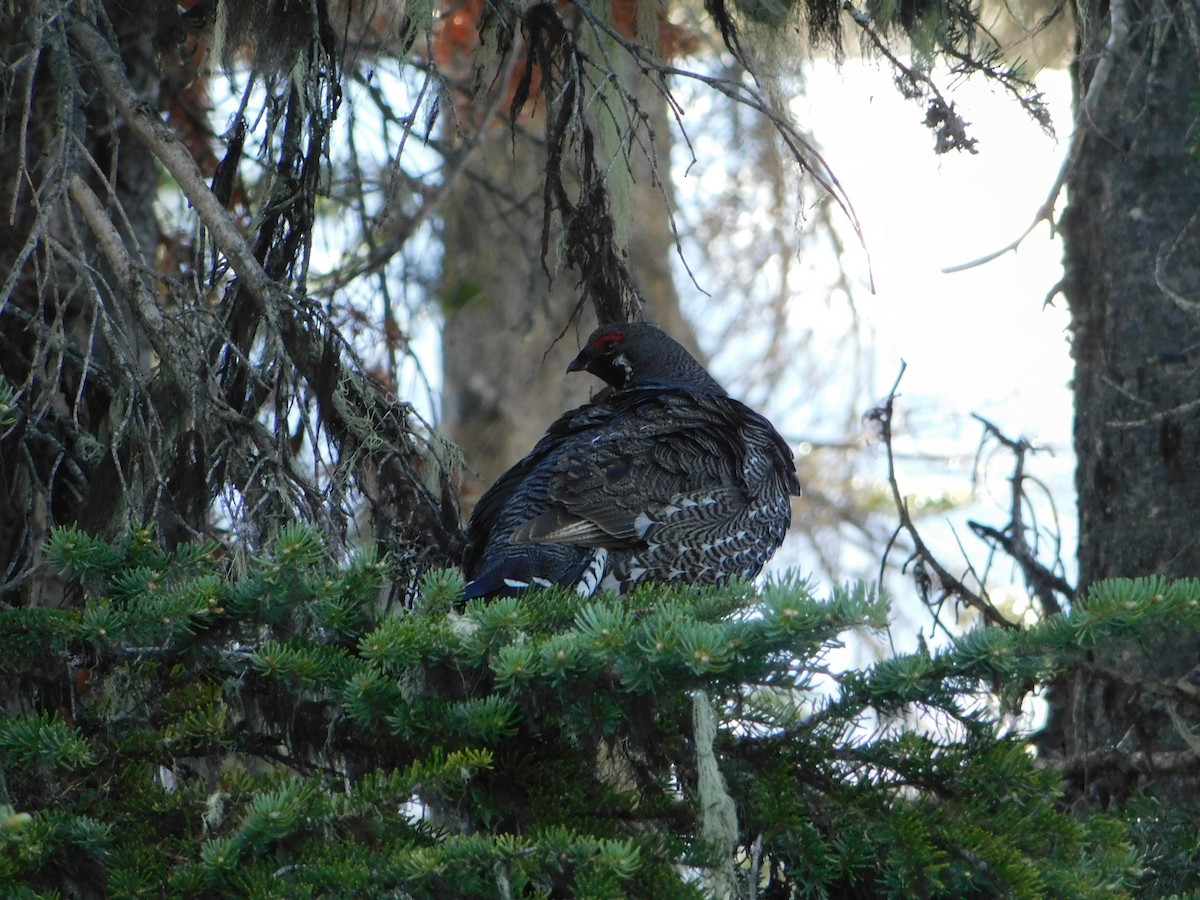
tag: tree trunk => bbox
[438,122,603,501]
[1049,0,1200,803]
[439,46,694,509]
[0,3,163,605]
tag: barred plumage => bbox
[462,323,801,599]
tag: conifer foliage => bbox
[2,525,1174,897]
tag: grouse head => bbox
[567,322,726,394]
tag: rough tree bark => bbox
[0,3,163,605]
[438,7,697,506]
[438,127,605,499]
[1050,0,1200,803]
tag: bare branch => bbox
[966,415,1074,616]
[69,20,277,311]
[870,365,1017,629]
[942,0,1130,272]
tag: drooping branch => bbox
[559,0,868,257]
[70,20,276,311]
[68,13,460,571]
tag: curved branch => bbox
[69,20,277,311]
[70,17,461,566]
[871,364,1017,629]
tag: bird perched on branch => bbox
[462,322,801,599]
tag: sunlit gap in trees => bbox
[671,56,1074,736]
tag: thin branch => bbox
[1154,206,1200,313]
[66,176,170,352]
[69,20,277,311]
[870,365,1017,629]
[564,0,869,262]
[966,415,1074,615]
[943,0,1130,272]
[69,17,461,565]
[941,213,1053,274]
[657,61,867,256]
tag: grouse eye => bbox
[593,331,622,353]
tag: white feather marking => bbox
[575,548,609,597]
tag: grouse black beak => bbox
[566,351,588,374]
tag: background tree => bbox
[435,0,697,500]
[1040,0,1200,807]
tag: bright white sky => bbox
[801,61,1073,447]
[747,61,1077,632]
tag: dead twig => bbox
[870,364,1017,630]
[966,415,1074,616]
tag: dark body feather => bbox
[462,324,801,599]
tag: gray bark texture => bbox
[1050,0,1200,803]
[440,89,695,512]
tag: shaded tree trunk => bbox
[0,3,163,605]
[438,124,603,499]
[1049,0,1200,803]
[439,39,694,507]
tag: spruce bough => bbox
[0,525,1174,896]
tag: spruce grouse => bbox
[462,323,801,598]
